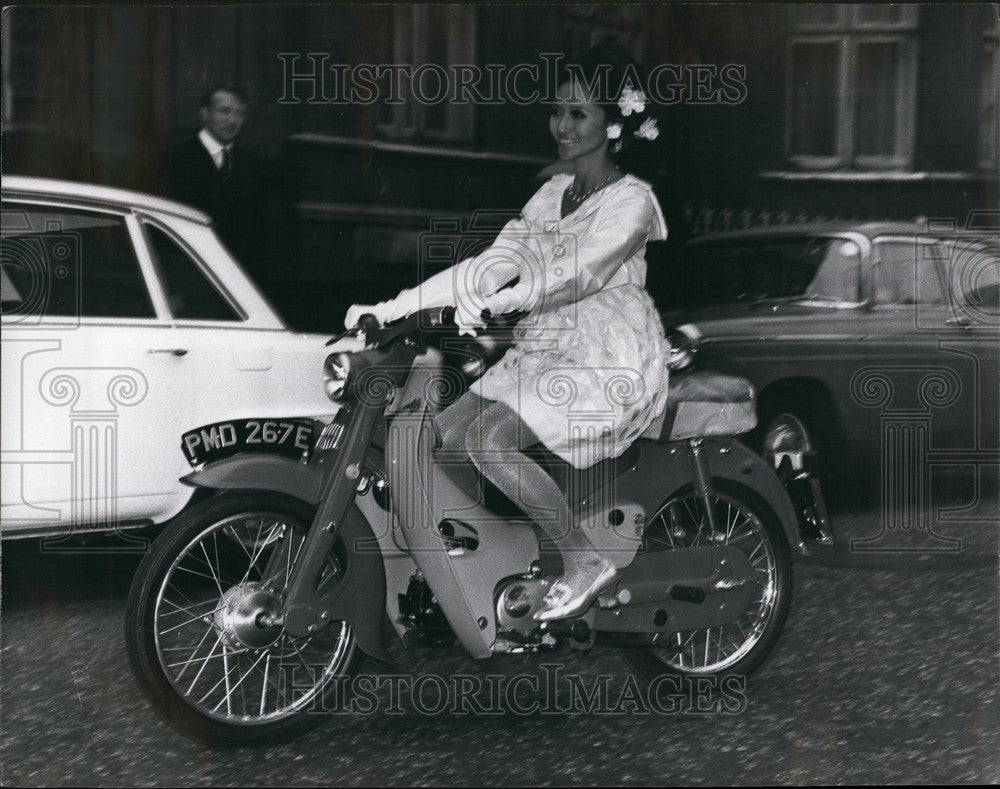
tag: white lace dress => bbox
[415,173,670,469]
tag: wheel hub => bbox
[214,582,283,649]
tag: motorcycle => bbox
[125,307,811,745]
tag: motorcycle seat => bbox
[432,370,755,519]
[641,370,757,442]
[433,438,641,513]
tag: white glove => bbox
[346,295,484,337]
[482,282,538,317]
[454,301,487,337]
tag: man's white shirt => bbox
[198,129,231,170]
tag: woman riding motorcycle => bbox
[346,46,670,621]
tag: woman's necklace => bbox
[566,167,622,203]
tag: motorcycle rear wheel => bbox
[620,480,792,684]
[125,492,359,746]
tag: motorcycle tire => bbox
[620,479,792,685]
[125,491,360,746]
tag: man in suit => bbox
[166,83,266,275]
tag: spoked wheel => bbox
[125,492,359,746]
[621,480,792,682]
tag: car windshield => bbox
[670,236,864,308]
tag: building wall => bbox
[3,4,996,331]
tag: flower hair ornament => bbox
[617,84,647,116]
[608,85,657,152]
[634,117,659,141]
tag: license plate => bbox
[181,419,315,467]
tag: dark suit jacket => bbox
[165,136,267,273]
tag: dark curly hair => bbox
[557,45,660,178]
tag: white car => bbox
[1,176,337,539]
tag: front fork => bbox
[272,399,383,638]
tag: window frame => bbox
[851,5,919,31]
[678,232,872,308]
[785,4,919,170]
[134,214,248,325]
[850,32,918,169]
[0,197,164,325]
[376,5,476,144]
[788,3,850,32]
[785,35,849,169]
[869,235,950,307]
[979,21,999,172]
[1,9,13,126]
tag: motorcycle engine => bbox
[397,574,454,643]
[495,578,551,636]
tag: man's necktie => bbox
[221,147,232,180]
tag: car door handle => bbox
[945,317,972,330]
[148,348,189,356]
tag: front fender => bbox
[321,503,391,666]
[182,455,392,664]
[180,454,322,505]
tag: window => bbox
[786,4,918,169]
[1,7,92,129]
[872,239,946,306]
[945,238,999,318]
[675,236,862,307]
[560,6,648,64]
[376,6,476,143]
[143,223,241,321]
[2,8,40,125]
[1,203,154,319]
[979,21,999,171]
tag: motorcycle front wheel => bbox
[125,492,359,746]
[620,480,792,683]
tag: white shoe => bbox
[534,563,618,622]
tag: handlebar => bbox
[329,305,521,350]
[356,312,382,337]
[328,306,456,348]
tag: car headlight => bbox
[666,323,703,371]
[323,352,351,401]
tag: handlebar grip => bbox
[358,312,381,334]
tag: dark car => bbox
[655,223,999,493]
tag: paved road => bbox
[2,483,997,786]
